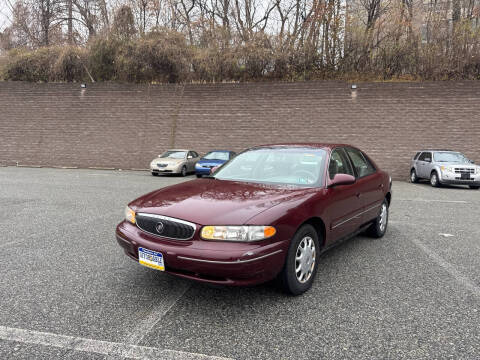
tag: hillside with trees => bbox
[0,0,479,82]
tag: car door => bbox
[325,148,363,244]
[417,152,432,178]
[187,151,196,172]
[345,147,384,226]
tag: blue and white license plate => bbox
[138,247,165,271]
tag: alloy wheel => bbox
[295,236,316,283]
[379,203,388,233]
[410,170,416,183]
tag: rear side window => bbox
[345,148,376,178]
[329,149,354,180]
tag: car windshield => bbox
[203,151,230,161]
[433,152,469,163]
[160,151,186,159]
[214,147,327,187]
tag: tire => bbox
[278,224,321,296]
[469,185,480,190]
[410,169,418,183]
[151,172,158,176]
[430,171,440,187]
[181,166,187,177]
[196,174,202,178]
[366,199,389,238]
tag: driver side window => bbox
[329,149,354,180]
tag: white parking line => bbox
[0,325,233,360]
[124,281,191,345]
[395,199,468,204]
[102,279,192,360]
[409,238,480,298]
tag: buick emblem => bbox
[155,222,165,234]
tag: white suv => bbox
[410,150,480,189]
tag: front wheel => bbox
[278,224,321,296]
[151,172,158,176]
[469,185,480,190]
[366,199,389,238]
[430,172,440,187]
[180,166,187,177]
[196,174,202,178]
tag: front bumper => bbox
[116,221,288,286]
[151,164,182,174]
[195,167,212,175]
[439,179,480,186]
[439,172,480,186]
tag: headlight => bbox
[440,166,455,173]
[125,206,136,224]
[476,167,480,175]
[201,225,276,242]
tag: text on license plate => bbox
[138,247,165,271]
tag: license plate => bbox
[461,173,471,180]
[138,247,165,271]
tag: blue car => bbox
[195,150,236,177]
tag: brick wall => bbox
[1,81,479,180]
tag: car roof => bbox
[416,149,457,152]
[253,143,356,150]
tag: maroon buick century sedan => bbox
[116,144,392,295]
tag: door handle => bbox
[356,193,361,198]
[378,183,384,188]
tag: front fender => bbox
[246,191,327,244]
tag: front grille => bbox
[136,213,196,240]
[157,163,168,168]
[454,168,475,174]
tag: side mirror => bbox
[187,155,193,159]
[329,174,356,187]
[210,166,220,174]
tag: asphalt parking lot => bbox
[1,167,479,359]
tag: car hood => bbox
[197,159,226,167]
[438,162,475,167]
[153,157,183,165]
[130,179,315,225]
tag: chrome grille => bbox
[157,163,168,168]
[454,168,474,174]
[136,213,196,240]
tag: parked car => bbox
[117,144,392,295]
[410,150,480,189]
[150,149,200,176]
[195,150,236,177]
